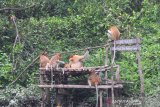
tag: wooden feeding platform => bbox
[38,65,122,107]
[37,38,144,107]
[38,65,123,89]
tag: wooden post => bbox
[40,88,51,107]
[115,65,120,81]
[46,88,51,107]
[40,70,51,107]
[111,42,115,107]
[105,46,109,80]
[41,88,45,107]
[40,70,44,107]
[51,69,54,107]
[136,39,144,106]
[39,70,44,85]
[51,69,54,85]
[105,42,109,107]
[111,67,115,107]
[100,90,103,107]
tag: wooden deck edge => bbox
[39,65,116,71]
[38,84,123,89]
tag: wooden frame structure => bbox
[37,38,144,107]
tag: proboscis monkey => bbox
[64,49,89,68]
[107,26,120,64]
[88,70,101,107]
[39,52,50,68]
[46,53,61,70]
[107,26,120,40]
[39,52,50,84]
[69,55,84,68]
[10,15,16,22]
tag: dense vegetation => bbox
[0,0,159,106]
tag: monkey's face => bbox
[69,55,78,63]
[107,30,112,39]
[69,55,84,63]
[55,53,61,60]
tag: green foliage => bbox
[0,0,159,106]
[0,51,12,87]
[145,86,160,107]
[0,84,40,107]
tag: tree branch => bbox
[9,49,47,86]
[0,4,36,11]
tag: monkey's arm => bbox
[81,49,90,61]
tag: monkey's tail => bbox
[96,84,98,107]
[111,40,116,65]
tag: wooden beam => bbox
[39,66,119,74]
[39,67,118,76]
[111,45,140,51]
[38,84,123,89]
[113,38,140,45]
[105,80,134,84]
[40,65,110,71]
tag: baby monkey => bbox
[88,69,101,107]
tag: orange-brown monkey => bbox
[69,55,84,68]
[49,53,61,67]
[107,26,120,64]
[107,26,120,40]
[39,52,50,68]
[64,55,83,68]
[46,53,61,70]
[65,50,89,68]
[88,70,101,107]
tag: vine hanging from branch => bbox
[10,15,21,72]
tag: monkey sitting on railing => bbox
[107,26,120,65]
[107,26,120,41]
